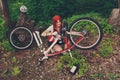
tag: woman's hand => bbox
[52,31,61,39]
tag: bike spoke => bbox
[69,17,102,49]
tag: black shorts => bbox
[48,39,65,46]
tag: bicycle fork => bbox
[33,31,58,65]
[33,31,49,54]
[33,31,46,64]
[33,31,43,49]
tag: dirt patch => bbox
[0,34,120,80]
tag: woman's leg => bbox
[63,37,71,49]
[53,44,63,52]
[64,40,71,49]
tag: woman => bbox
[41,15,70,54]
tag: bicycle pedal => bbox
[42,56,48,60]
[38,58,43,61]
[39,56,48,61]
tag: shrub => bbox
[66,12,114,34]
[0,18,13,51]
[11,66,21,76]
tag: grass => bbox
[11,66,21,76]
[57,50,90,77]
[99,38,114,58]
[109,73,120,80]
[90,73,104,79]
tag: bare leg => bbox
[53,44,63,52]
[44,37,58,55]
[64,40,71,49]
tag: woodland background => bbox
[0,0,120,80]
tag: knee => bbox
[53,45,63,52]
[55,47,62,52]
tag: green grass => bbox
[109,73,120,80]
[57,50,90,77]
[0,18,14,51]
[100,38,114,58]
[90,73,104,79]
[11,66,21,76]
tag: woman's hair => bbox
[52,15,62,28]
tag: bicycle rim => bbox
[9,27,33,50]
[70,17,102,49]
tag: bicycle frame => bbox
[33,30,85,62]
[9,17,102,61]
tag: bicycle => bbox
[9,17,102,65]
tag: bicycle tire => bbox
[69,17,102,50]
[9,27,33,50]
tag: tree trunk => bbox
[118,0,120,8]
[107,8,120,27]
[0,0,11,28]
[107,0,120,33]
[16,12,35,29]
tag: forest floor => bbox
[0,34,120,80]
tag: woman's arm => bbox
[41,25,54,37]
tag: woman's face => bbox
[55,20,61,32]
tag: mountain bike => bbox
[9,17,102,64]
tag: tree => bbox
[0,0,11,28]
[107,0,120,32]
[118,0,120,8]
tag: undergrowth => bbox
[57,50,90,77]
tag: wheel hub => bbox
[18,34,25,41]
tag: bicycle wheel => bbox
[9,27,33,50]
[69,17,102,50]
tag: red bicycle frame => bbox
[33,31,85,62]
[46,36,84,57]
